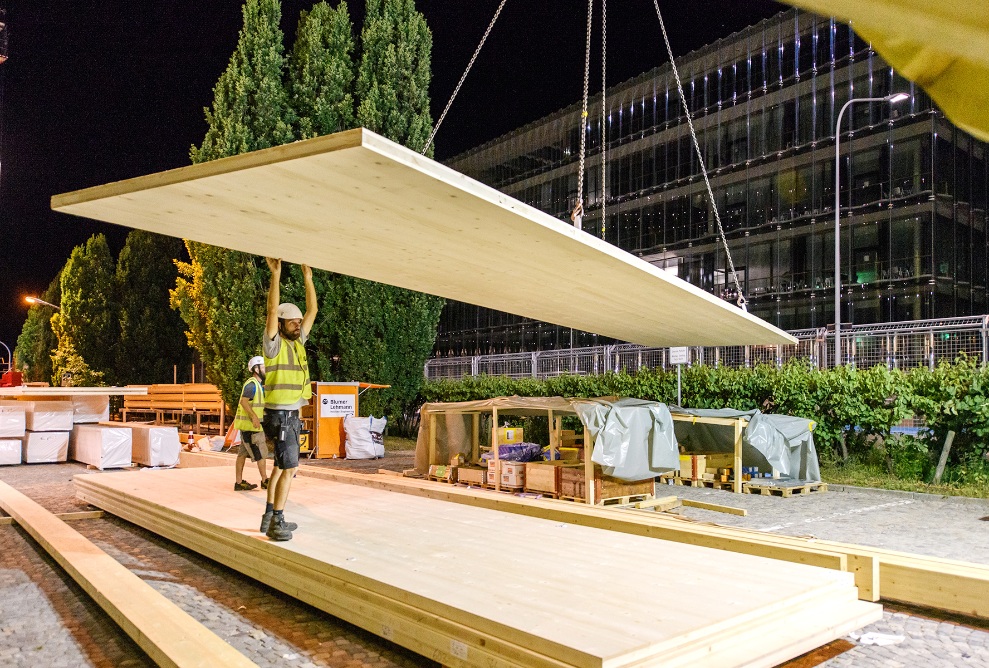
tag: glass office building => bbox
[436,9,989,356]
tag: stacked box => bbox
[70,425,133,470]
[0,408,26,438]
[499,461,525,488]
[0,439,21,466]
[559,465,654,502]
[22,431,69,463]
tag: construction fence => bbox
[424,315,989,381]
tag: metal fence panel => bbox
[423,315,989,381]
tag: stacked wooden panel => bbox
[76,466,880,668]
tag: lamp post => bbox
[25,296,60,310]
[833,92,909,366]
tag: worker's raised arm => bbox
[301,264,317,337]
[265,257,281,341]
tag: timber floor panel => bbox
[76,467,880,668]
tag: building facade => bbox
[436,9,989,357]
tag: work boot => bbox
[266,515,293,541]
[260,511,273,533]
[260,478,270,490]
[234,480,258,491]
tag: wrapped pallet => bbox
[0,439,21,465]
[70,425,133,470]
[103,423,180,467]
[22,431,69,463]
[0,401,74,432]
[70,395,111,423]
[0,407,26,438]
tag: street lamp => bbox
[834,92,909,366]
[0,341,10,372]
[25,296,60,310]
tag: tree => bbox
[14,273,61,383]
[175,0,295,408]
[288,1,356,139]
[342,0,443,431]
[115,231,192,385]
[52,234,117,385]
[357,0,433,156]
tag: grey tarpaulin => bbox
[571,398,679,481]
[671,408,820,482]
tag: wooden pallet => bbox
[673,477,736,491]
[560,493,653,506]
[744,481,828,498]
[426,474,455,484]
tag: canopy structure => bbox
[785,0,989,142]
[52,128,794,348]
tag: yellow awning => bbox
[786,0,989,142]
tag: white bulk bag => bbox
[344,415,386,459]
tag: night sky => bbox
[0,0,783,357]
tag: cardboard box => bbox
[0,439,20,466]
[496,427,523,445]
[22,431,69,463]
[428,464,456,481]
[499,461,525,487]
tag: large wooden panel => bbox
[52,128,794,348]
[76,467,879,667]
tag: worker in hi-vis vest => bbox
[259,258,316,541]
[232,355,269,492]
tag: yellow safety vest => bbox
[264,337,312,407]
[233,376,265,432]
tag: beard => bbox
[279,324,302,341]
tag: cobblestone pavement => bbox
[3,460,989,667]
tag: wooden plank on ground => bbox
[0,480,256,668]
[681,498,749,516]
[51,128,793,348]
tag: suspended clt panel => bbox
[52,128,794,347]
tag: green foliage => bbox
[171,243,266,410]
[50,337,105,387]
[115,231,192,385]
[190,0,294,162]
[52,234,118,385]
[357,0,433,155]
[289,1,356,138]
[177,0,296,409]
[14,273,61,383]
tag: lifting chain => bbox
[651,0,748,311]
[571,0,595,229]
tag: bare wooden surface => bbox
[52,128,794,348]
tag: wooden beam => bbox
[681,499,748,516]
[1,510,107,526]
[0,481,255,668]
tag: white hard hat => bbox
[276,302,303,320]
[248,356,265,371]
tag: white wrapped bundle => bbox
[0,439,21,465]
[70,425,133,470]
[0,408,26,438]
[22,431,69,463]
[71,395,111,423]
[0,401,75,432]
[104,422,180,467]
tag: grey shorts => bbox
[237,431,270,462]
[263,410,301,470]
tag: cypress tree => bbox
[174,0,295,408]
[289,1,356,139]
[116,231,192,385]
[339,0,443,430]
[14,273,61,383]
[52,234,118,385]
